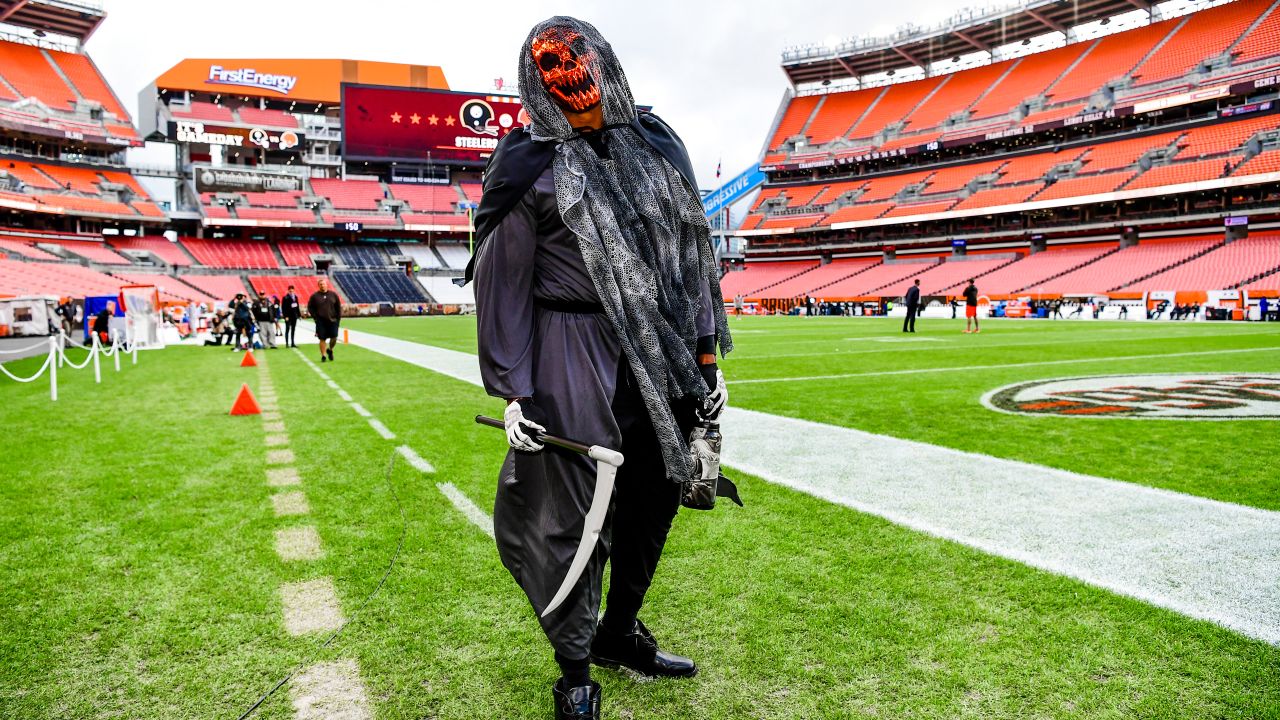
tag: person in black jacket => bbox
[252,294,277,348]
[281,286,301,347]
[903,278,921,333]
[230,294,254,350]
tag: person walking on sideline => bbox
[307,277,342,362]
[282,285,301,348]
[963,279,980,334]
[903,278,921,333]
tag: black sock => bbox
[555,652,591,688]
[600,605,638,634]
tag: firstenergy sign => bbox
[207,65,297,95]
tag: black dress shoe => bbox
[552,679,600,720]
[590,619,698,678]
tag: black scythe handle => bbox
[475,415,594,456]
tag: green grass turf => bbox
[1,327,1277,719]
[347,315,1280,511]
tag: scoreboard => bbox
[341,84,522,166]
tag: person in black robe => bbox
[470,16,732,720]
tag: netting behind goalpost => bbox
[118,285,164,349]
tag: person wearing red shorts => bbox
[962,279,980,334]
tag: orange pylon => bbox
[230,383,261,415]
[240,351,258,367]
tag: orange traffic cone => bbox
[342,328,349,344]
[230,383,261,415]
[240,351,258,368]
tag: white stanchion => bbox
[48,336,57,401]
[111,331,121,373]
[57,333,65,368]
[92,333,101,384]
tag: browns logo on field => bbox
[982,374,1280,419]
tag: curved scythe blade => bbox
[540,445,623,618]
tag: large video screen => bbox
[342,84,522,165]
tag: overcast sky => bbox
[87,0,972,189]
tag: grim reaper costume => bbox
[468,16,732,720]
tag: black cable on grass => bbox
[236,451,408,720]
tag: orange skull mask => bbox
[531,29,602,113]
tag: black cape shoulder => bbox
[459,112,701,285]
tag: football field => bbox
[2,316,1278,719]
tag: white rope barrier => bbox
[57,335,96,370]
[1,330,142,401]
[0,344,52,382]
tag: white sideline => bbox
[341,326,1280,645]
[437,482,495,538]
[280,577,345,635]
[290,659,372,720]
[396,445,435,473]
[367,418,396,440]
[729,346,1280,384]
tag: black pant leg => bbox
[603,366,685,625]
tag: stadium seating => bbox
[1022,236,1219,294]
[0,40,77,110]
[718,260,818,299]
[908,61,1013,131]
[174,274,248,301]
[807,89,881,145]
[882,200,956,217]
[107,237,193,266]
[235,106,298,128]
[332,270,429,303]
[1125,235,1280,292]
[417,275,475,304]
[1130,0,1270,86]
[180,238,278,269]
[825,201,895,224]
[964,244,1116,294]
[951,185,1038,211]
[1124,158,1227,190]
[923,159,1007,194]
[108,271,211,304]
[241,192,304,207]
[333,245,389,268]
[968,43,1087,120]
[851,77,946,142]
[1031,172,1132,202]
[1176,114,1280,158]
[401,212,471,227]
[310,178,385,210]
[0,257,127,298]
[0,237,61,260]
[247,275,336,302]
[170,101,235,122]
[236,207,319,224]
[765,94,822,154]
[818,259,941,298]
[1231,4,1280,64]
[435,244,472,270]
[277,241,324,267]
[458,182,482,204]
[891,255,1014,295]
[45,48,129,119]
[44,239,130,264]
[1231,149,1280,176]
[390,183,462,212]
[1047,20,1179,102]
[761,257,880,298]
[398,243,444,269]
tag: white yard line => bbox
[266,449,296,465]
[343,326,1280,645]
[729,346,1280,385]
[271,491,310,517]
[437,482,495,538]
[275,526,325,562]
[265,433,289,447]
[280,577,345,635]
[337,389,353,402]
[396,445,435,473]
[266,467,302,487]
[349,402,372,418]
[290,659,372,720]
[367,418,396,440]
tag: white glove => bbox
[701,368,727,421]
[504,400,546,452]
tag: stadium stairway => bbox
[1011,245,1123,294]
[1108,239,1224,292]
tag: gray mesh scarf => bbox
[519,16,732,483]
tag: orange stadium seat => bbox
[0,40,77,110]
[1130,0,1269,86]
[401,212,470,227]
[45,49,130,119]
[181,238,278,269]
[2,161,61,190]
[825,201,895,224]
[1078,131,1182,174]
[1230,3,1280,64]
[38,164,103,194]
[1231,149,1280,176]
[235,106,298,128]
[849,76,946,141]
[241,192,304,208]
[1126,158,1228,190]
[310,178,385,210]
[0,237,61,260]
[806,88,880,145]
[247,275,338,302]
[38,195,134,217]
[951,185,1039,211]
[996,149,1087,185]
[277,241,325,267]
[1126,235,1280,292]
[757,214,824,230]
[881,199,957,218]
[235,207,318,224]
[819,259,940,298]
[969,43,1087,120]
[766,95,822,152]
[1176,115,1280,159]
[781,184,830,208]
[1047,20,1179,102]
[718,260,818,299]
[0,257,129,297]
[390,183,461,213]
[1033,172,1132,202]
[857,169,935,202]
[881,255,1013,296]
[759,257,881,299]
[1022,236,1219,294]
[107,237,192,266]
[175,274,248,301]
[458,182,482,204]
[923,159,1007,194]
[968,244,1115,294]
[907,61,1014,131]
[171,101,235,123]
